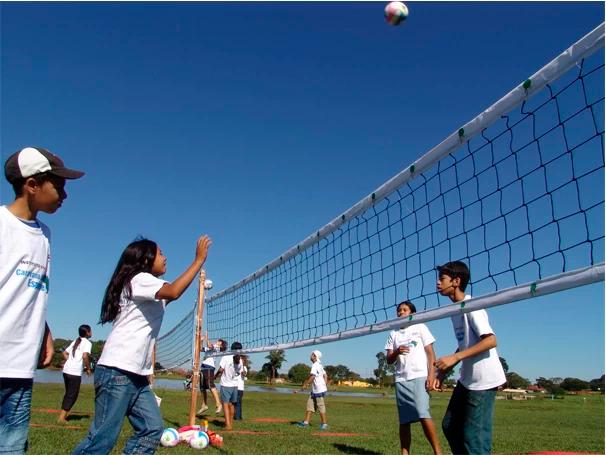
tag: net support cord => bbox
[207,22,605,304]
[203,263,604,357]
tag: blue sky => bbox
[1,2,603,383]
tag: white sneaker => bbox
[215,405,222,415]
[196,404,209,416]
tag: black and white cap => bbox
[4,147,85,184]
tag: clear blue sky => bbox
[1,2,603,382]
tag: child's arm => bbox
[424,343,437,391]
[37,322,54,368]
[83,352,92,376]
[300,374,314,390]
[156,235,211,302]
[214,367,224,382]
[386,345,410,365]
[435,333,497,372]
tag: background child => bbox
[196,337,226,416]
[1,146,83,453]
[72,234,211,455]
[296,350,328,430]
[58,324,93,423]
[434,260,506,454]
[385,301,442,455]
[234,355,248,420]
[214,341,242,430]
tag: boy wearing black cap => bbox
[1,146,84,454]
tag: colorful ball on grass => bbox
[160,428,179,447]
[384,2,409,26]
[189,431,210,450]
[178,425,201,442]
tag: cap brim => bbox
[50,168,85,180]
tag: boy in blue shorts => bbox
[1,147,84,454]
[434,261,506,454]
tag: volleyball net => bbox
[156,23,604,369]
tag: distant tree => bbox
[288,363,310,384]
[265,350,286,384]
[505,372,530,389]
[535,377,565,395]
[589,375,604,393]
[549,377,564,385]
[499,357,509,374]
[154,362,164,371]
[260,363,273,382]
[375,352,395,387]
[560,377,590,392]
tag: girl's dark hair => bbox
[99,239,158,324]
[72,324,92,357]
[217,339,227,352]
[397,300,417,314]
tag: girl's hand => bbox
[195,235,212,264]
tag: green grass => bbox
[29,383,604,454]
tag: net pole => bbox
[188,269,206,426]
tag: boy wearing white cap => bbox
[1,146,84,454]
[296,350,329,430]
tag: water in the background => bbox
[35,369,385,398]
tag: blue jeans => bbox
[234,390,244,420]
[0,378,33,455]
[442,382,497,455]
[72,366,163,455]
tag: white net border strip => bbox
[207,23,605,304]
[201,263,602,356]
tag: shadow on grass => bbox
[65,415,89,422]
[333,443,382,455]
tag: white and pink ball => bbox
[384,2,409,26]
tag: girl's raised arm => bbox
[156,235,212,302]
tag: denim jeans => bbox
[442,382,497,455]
[0,378,33,455]
[234,390,244,420]
[72,366,163,455]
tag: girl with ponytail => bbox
[58,324,93,423]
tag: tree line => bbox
[50,340,605,393]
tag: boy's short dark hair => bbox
[10,172,54,197]
[231,341,242,351]
[437,260,470,292]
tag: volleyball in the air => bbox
[160,428,180,447]
[384,2,408,26]
[189,431,210,450]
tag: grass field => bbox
[29,383,603,454]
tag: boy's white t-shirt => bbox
[385,323,435,382]
[219,355,240,388]
[62,338,92,376]
[310,361,327,395]
[0,206,51,378]
[451,295,506,390]
[237,364,247,391]
[98,272,167,376]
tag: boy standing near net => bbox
[1,147,84,454]
[434,260,506,455]
[296,350,328,430]
[385,301,442,455]
[214,341,242,430]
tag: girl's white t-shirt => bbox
[62,338,92,376]
[98,272,167,376]
[451,295,506,390]
[0,206,51,378]
[310,361,327,395]
[385,323,435,382]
